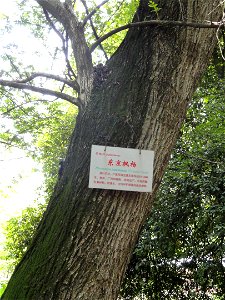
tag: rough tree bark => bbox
[2,0,222,299]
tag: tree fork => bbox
[2,0,222,299]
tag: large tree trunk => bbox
[2,0,221,299]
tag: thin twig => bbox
[186,153,224,166]
[7,96,28,116]
[216,14,225,60]
[2,99,55,116]
[81,0,108,60]
[43,9,77,79]
[82,0,110,27]
[0,140,25,149]
[43,8,64,40]
[94,0,125,45]
[6,54,22,77]
[63,32,77,80]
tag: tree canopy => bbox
[0,1,224,152]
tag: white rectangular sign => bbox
[89,145,154,192]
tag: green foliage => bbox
[0,248,8,296]
[3,204,46,272]
[148,1,161,18]
[80,0,139,59]
[0,283,7,298]
[16,1,49,39]
[1,102,77,278]
[121,67,225,299]
[34,102,77,193]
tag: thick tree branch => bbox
[0,140,19,148]
[0,79,81,107]
[17,72,79,91]
[82,0,110,27]
[43,9,77,79]
[36,0,93,107]
[91,19,224,52]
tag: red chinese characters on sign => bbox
[108,159,113,166]
[107,159,137,168]
[116,160,121,166]
[130,161,137,168]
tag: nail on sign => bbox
[89,145,154,192]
